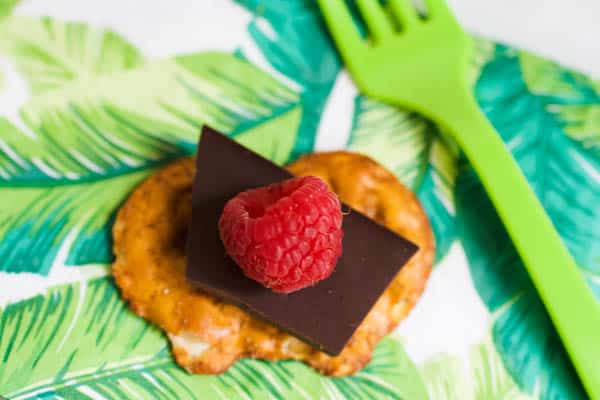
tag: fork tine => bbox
[317,0,364,58]
[424,0,452,18]
[356,0,393,42]
[388,0,419,28]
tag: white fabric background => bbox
[14,0,600,78]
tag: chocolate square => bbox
[186,127,418,355]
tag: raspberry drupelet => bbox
[218,176,343,293]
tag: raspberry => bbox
[218,176,343,293]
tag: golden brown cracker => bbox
[112,152,434,376]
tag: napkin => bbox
[0,0,598,398]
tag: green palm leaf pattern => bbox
[323,342,428,400]
[518,54,600,156]
[0,17,144,94]
[0,277,426,399]
[420,338,529,400]
[519,53,600,102]
[456,46,600,398]
[0,0,19,91]
[347,96,458,261]
[348,97,432,189]
[555,103,600,151]
[0,0,18,19]
[468,39,496,84]
[520,54,600,153]
[0,170,148,274]
[0,19,305,275]
[1,52,299,184]
[234,0,341,158]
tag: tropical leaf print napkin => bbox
[1,1,599,399]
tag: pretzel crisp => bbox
[112,152,434,376]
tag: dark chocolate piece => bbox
[186,127,418,355]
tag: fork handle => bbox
[436,90,600,397]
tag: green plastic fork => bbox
[318,0,600,396]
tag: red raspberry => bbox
[218,176,343,294]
